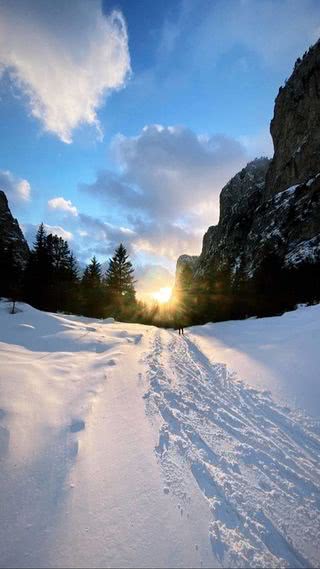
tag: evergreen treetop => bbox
[82,256,102,288]
[105,243,136,297]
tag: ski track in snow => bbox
[144,329,320,568]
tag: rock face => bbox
[266,40,320,198]
[194,157,270,278]
[0,190,29,267]
[176,39,320,318]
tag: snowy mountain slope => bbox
[0,301,320,568]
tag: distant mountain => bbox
[0,190,29,268]
[176,39,320,320]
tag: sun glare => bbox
[151,286,172,304]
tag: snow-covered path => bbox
[0,303,320,568]
[146,330,320,568]
[40,332,214,569]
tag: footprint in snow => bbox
[106,358,117,366]
[155,428,170,456]
[69,440,80,458]
[69,419,85,433]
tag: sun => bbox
[151,286,172,304]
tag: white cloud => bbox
[48,197,78,216]
[22,222,73,246]
[81,124,252,262]
[130,218,201,261]
[0,0,130,143]
[0,170,31,203]
[76,213,138,259]
[44,224,73,241]
[84,125,247,226]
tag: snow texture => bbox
[0,301,320,568]
[285,236,320,266]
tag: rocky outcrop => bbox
[195,165,320,281]
[0,190,29,267]
[195,158,270,278]
[266,40,320,198]
[175,39,320,318]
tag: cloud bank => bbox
[0,0,130,143]
[82,124,248,262]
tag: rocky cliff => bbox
[176,39,320,319]
[0,190,29,267]
[266,40,320,198]
[194,157,270,279]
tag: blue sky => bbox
[0,0,319,298]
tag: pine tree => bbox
[24,224,80,313]
[81,256,103,317]
[105,244,136,318]
[24,223,53,310]
[46,234,79,312]
[105,244,135,295]
[82,256,102,286]
[64,252,80,313]
[0,242,24,309]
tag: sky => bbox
[0,0,319,300]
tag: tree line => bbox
[0,223,141,320]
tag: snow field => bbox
[0,301,320,568]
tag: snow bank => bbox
[189,303,320,416]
